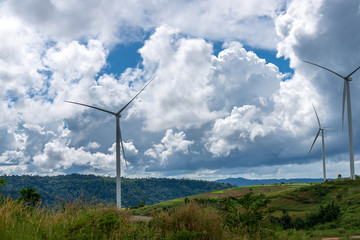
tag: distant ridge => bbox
[216,177,326,187]
[0,174,232,207]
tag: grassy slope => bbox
[132,179,360,238]
[133,179,360,224]
[2,178,360,239]
[132,182,310,215]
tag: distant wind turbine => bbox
[65,74,156,209]
[308,104,327,182]
[303,60,360,180]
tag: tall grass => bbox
[0,197,332,240]
[152,201,226,239]
[0,197,132,240]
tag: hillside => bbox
[216,177,325,186]
[0,174,232,207]
[128,179,360,239]
[2,176,360,239]
[134,179,360,232]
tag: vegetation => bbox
[19,187,41,207]
[1,177,360,239]
[0,177,5,190]
[0,174,232,207]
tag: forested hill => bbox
[0,174,232,207]
[216,177,325,187]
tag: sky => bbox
[1,0,360,180]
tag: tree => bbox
[237,192,270,227]
[0,177,5,190]
[338,174,342,179]
[19,187,41,207]
[0,177,6,201]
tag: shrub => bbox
[170,229,204,240]
[279,211,292,230]
[311,184,328,197]
[0,177,5,189]
[305,201,340,228]
[0,177,6,203]
[292,217,305,230]
[66,206,131,239]
[152,201,224,240]
[19,187,41,207]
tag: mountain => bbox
[0,174,232,207]
[216,177,326,187]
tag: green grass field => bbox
[1,178,360,239]
[131,179,360,239]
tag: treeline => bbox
[0,174,232,207]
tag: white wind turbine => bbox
[308,104,327,182]
[65,74,156,209]
[303,60,360,180]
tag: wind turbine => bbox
[303,60,360,180]
[308,104,327,182]
[65,74,156,209]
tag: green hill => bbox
[132,179,360,238]
[0,174,232,207]
[2,176,360,239]
[131,181,310,215]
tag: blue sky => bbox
[105,41,294,78]
[1,0,360,180]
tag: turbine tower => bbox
[65,74,156,209]
[308,104,327,182]
[303,60,360,180]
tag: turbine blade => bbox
[118,127,127,168]
[345,65,360,79]
[309,130,321,154]
[302,60,345,79]
[342,80,347,132]
[65,101,116,115]
[117,73,157,115]
[312,104,321,128]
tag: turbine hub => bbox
[347,77,352,81]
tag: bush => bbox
[169,229,204,240]
[66,206,130,239]
[0,177,5,189]
[279,211,292,230]
[152,201,224,240]
[305,201,340,228]
[0,177,6,203]
[19,187,41,207]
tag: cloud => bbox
[44,40,107,80]
[145,129,194,165]
[1,1,360,181]
[3,0,286,49]
[32,127,120,175]
[86,142,100,150]
[134,25,221,131]
[206,105,269,156]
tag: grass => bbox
[131,179,360,239]
[1,179,360,239]
[0,197,132,240]
[132,182,310,216]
